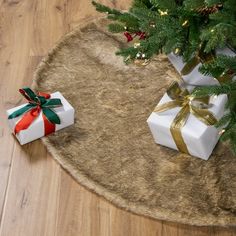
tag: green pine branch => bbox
[91,1,122,16]
[193,82,236,154]
[199,55,236,77]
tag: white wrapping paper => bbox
[147,85,227,160]
[168,48,236,86]
[7,92,75,145]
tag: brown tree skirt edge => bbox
[32,18,236,227]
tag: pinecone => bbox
[196,3,223,15]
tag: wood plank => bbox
[162,222,179,236]
[0,0,66,234]
[0,100,15,223]
[0,0,32,224]
[178,224,236,236]
[56,170,163,236]
[0,141,61,236]
[211,226,236,236]
[129,214,163,236]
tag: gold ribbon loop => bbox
[154,100,183,113]
[167,81,189,99]
[154,82,218,155]
[181,50,215,76]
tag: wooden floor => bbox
[0,0,235,235]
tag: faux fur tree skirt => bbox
[32,18,236,226]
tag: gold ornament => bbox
[154,82,218,154]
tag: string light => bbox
[149,22,156,28]
[134,42,141,48]
[175,48,180,54]
[182,20,188,26]
[219,129,225,136]
[124,55,131,62]
[158,9,168,16]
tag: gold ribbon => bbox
[154,82,218,154]
[181,50,215,76]
[216,70,234,83]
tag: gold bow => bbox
[154,82,218,155]
[181,50,214,76]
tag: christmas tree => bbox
[92,0,236,154]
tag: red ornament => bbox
[124,31,146,42]
[124,32,134,42]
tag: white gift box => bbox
[7,92,75,145]
[147,85,228,160]
[168,48,236,86]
